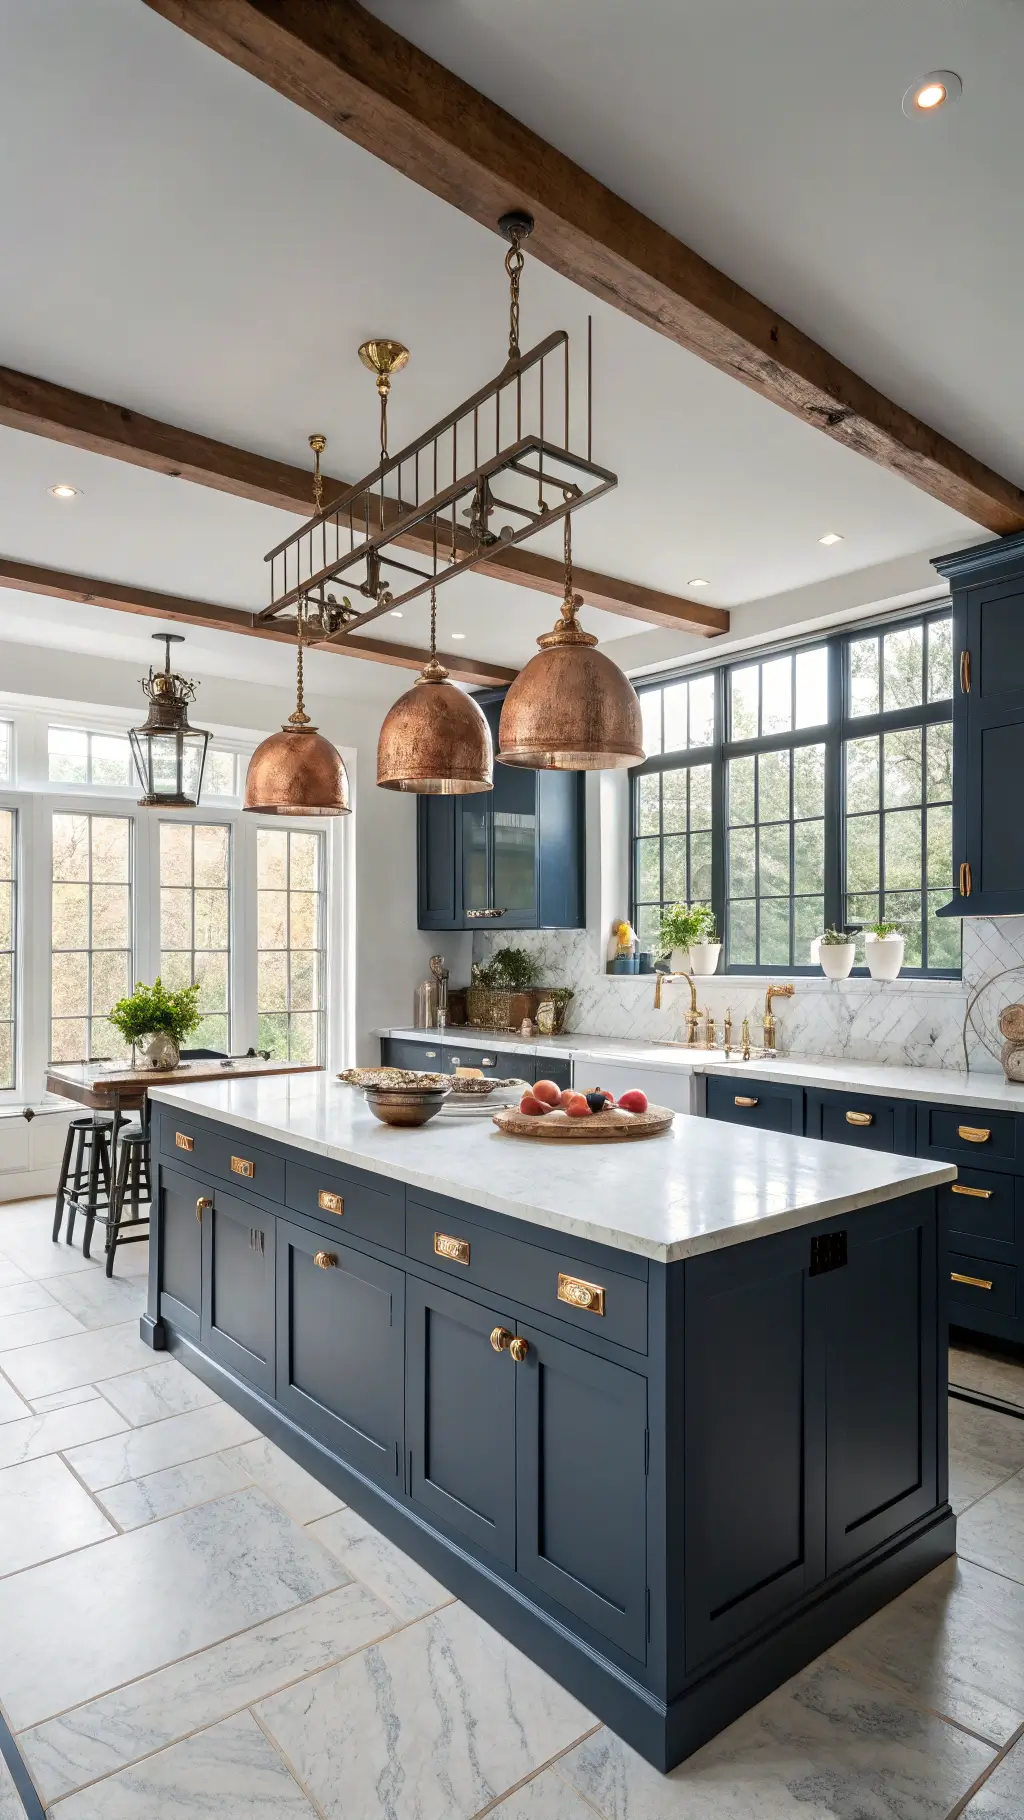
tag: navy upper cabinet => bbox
[417,692,584,930]
[934,531,1024,916]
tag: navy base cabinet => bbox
[145,1102,952,1773]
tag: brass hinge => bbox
[960,649,971,694]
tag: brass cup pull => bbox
[490,1326,513,1353]
[175,1132,194,1152]
[318,1190,344,1216]
[557,1272,606,1315]
[735,1095,759,1108]
[434,1232,470,1265]
[231,1156,255,1178]
[951,1184,993,1200]
[958,1126,991,1144]
[313,1250,337,1270]
[509,1336,529,1363]
[196,1196,212,1223]
[960,649,971,694]
[951,1271,993,1291]
[845,1111,874,1127]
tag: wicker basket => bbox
[467,986,515,1029]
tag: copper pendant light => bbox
[244,599,351,816]
[377,589,493,794]
[498,519,644,770]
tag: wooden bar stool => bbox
[105,1127,152,1277]
[52,1115,121,1254]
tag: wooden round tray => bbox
[492,1103,674,1142]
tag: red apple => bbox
[533,1079,562,1107]
[557,1088,575,1109]
[565,1093,594,1118]
[519,1094,549,1116]
[617,1089,648,1114]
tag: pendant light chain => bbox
[378,373,391,464]
[429,586,438,661]
[506,229,525,362]
[289,600,311,728]
[309,433,326,514]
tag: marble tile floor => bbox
[4,1196,1024,1818]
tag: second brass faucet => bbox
[763,983,795,1055]
[652,969,702,1044]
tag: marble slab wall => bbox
[472,918,1024,1073]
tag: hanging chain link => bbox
[378,376,390,465]
[429,586,437,660]
[294,598,306,717]
[506,229,525,361]
[562,512,575,615]
[308,434,326,514]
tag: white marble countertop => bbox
[151,1075,954,1265]
[375,1028,1024,1112]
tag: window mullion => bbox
[824,637,844,934]
[710,667,727,950]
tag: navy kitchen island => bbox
[143,1074,956,1771]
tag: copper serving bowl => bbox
[363,1084,452,1127]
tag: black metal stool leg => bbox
[65,1126,89,1247]
[52,1122,76,1243]
[81,1125,108,1260]
[106,1142,129,1279]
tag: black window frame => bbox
[629,604,960,979]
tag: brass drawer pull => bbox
[196,1196,212,1223]
[481,1057,496,1067]
[958,1126,991,1144]
[509,1336,529,1362]
[735,1095,759,1108]
[951,1184,993,1200]
[959,861,972,898]
[318,1190,344,1216]
[175,1132,194,1152]
[557,1272,606,1316]
[960,649,971,694]
[845,1111,874,1127]
[951,1271,993,1291]
[434,1231,470,1266]
[231,1156,255,1178]
[490,1326,512,1353]
[313,1250,337,1270]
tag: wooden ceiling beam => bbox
[0,558,517,689]
[0,366,727,637]
[142,0,1024,536]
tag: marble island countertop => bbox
[150,1074,954,1265]
[376,1027,1024,1113]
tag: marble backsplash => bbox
[472,918,1024,1073]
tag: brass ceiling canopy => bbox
[358,340,410,463]
[498,519,644,771]
[245,588,351,817]
[377,589,493,794]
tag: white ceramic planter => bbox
[669,948,690,974]
[688,942,722,976]
[865,933,905,981]
[819,942,856,981]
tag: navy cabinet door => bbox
[201,1191,276,1395]
[683,1227,825,1670]
[417,797,460,928]
[537,770,585,929]
[963,580,1024,912]
[824,1199,938,1572]
[276,1221,403,1488]
[158,1164,205,1341]
[406,1276,517,1566]
[515,1323,648,1660]
[380,1036,446,1073]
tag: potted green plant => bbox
[659,904,721,975]
[686,905,722,976]
[108,977,203,1070]
[468,948,538,1029]
[815,927,857,981]
[864,919,905,981]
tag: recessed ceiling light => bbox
[902,71,961,118]
[818,532,844,546]
[49,483,80,499]
[688,577,710,589]
[451,632,466,640]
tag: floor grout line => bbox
[943,1714,1024,1819]
[825,1648,1009,1751]
[54,1448,124,1534]
[250,1704,331,1820]
[472,1722,605,1819]
[954,1547,1024,1593]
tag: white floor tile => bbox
[0,1320,155,1398]
[64,1401,257,1491]
[948,1398,1024,1514]
[958,1469,1024,1583]
[257,1600,595,1820]
[0,1395,129,1470]
[961,1735,1024,1818]
[0,1302,86,1349]
[99,1358,220,1427]
[49,1710,318,1818]
[0,1256,30,1288]
[491,1770,599,1819]
[308,1506,453,1621]
[22,1580,396,1803]
[0,1486,348,1729]
[951,1345,1024,1412]
[0,1751,26,1820]
[0,1371,31,1424]
[29,1383,111,1414]
[96,1451,256,1528]
[218,1435,344,1525]
[46,1270,148,1330]
[0,1453,115,1577]
[0,1279,57,1317]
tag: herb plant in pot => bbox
[108,977,203,1070]
[659,904,721,976]
[816,927,857,981]
[864,920,905,981]
[686,905,722,976]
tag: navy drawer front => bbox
[918,1104,1017,1170]
[808,1090,914,1156]
[949,1250,1018,1321]
[158,1114,284,1204]
[706,1075,803,1134]
[285,1158,405,1253]
[380,1036,445,1072]
[406,1197,648,1354]
[445,1041,519,1078]
[531,1058,573,1091]
[941,1170,1018,1253]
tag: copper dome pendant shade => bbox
[498,521,644,770]
[244,604,350,816]
[377,591,493,794]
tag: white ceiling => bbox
[0,0,1000,700]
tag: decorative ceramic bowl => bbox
[363,1084,451,1127]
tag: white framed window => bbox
[50,811,134,1062]
[159,822,232,1052]
[48,727,133,788]
[257,828,327,1062]
[0,809,16,1087]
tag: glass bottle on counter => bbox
[413,978,438,1028]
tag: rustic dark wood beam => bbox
[0,558,517,688]
[0,366,726,636]
[141,0,1024,536]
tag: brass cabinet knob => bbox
[313,1251,337,1270]
[509,1336,529,1363]
[490,1326,513,1352]
[195,1196,212,1223]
